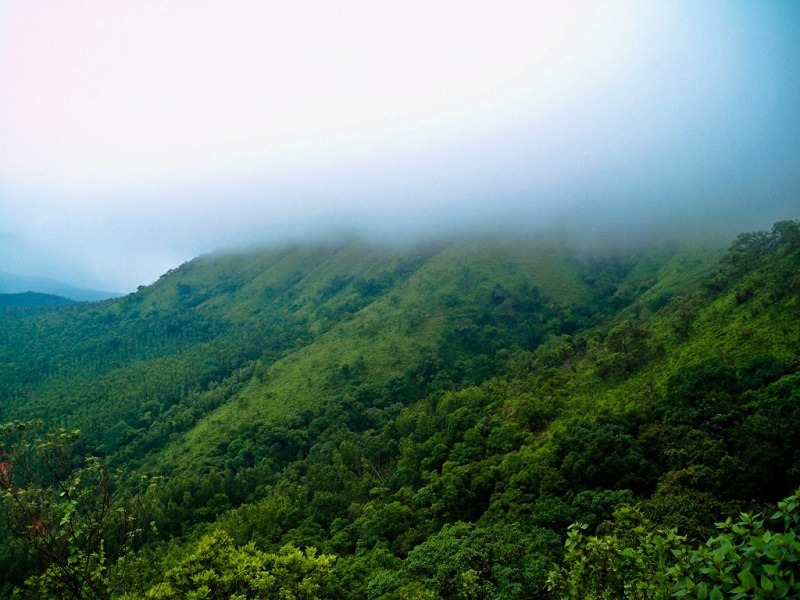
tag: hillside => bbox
[0,236,714,467]
[0,222,798,598]
[0,292,74,308]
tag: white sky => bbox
[1,1,798,292]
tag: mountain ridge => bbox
[0,270,121,302]
[0,291,74,308]
[0,222,798,598]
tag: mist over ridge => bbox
[207,192,795,270]
[1,1,798,293]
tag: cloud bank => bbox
[1,1,798,292]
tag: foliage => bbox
[548,489,800,599]
[405,521,560,599]
[547,506,684,599]
[128,530,335,599]
[670,489,800,599]
[551,412,655,493]
[0,422,143,599]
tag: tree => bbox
[133,530,335,599]
[0,421,141,599]
[599,319,654,378]
[657,358,741,434]
[405,521,560,599]
[549,489,800,599]
[670,488,800,599]
[547,506,686,599]
[551,412,655,493]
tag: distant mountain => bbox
[0,291,74,308]
[0,270,120,301]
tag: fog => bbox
[1,1,798,293]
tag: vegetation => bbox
[0,221,798,597]
[549,489,800,599]
[0,292,74,309]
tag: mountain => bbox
[0,291,74,308]
[0,222,798,598]
[0,235,718,465]
[0,270,121,301]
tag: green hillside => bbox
[1,222,798,598]
[0,292,74,308]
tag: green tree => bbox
[405,521,560,599]
[547,505,684,599]
[0,421,141,599]
[670,488,800,599]
[551,412,654,493]
[134,530,335,599]
[549,490,800,599]
[602,319,651,375]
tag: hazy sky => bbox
[1,1,799,292]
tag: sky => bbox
[1,1,799,293]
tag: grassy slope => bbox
[158,237,594,470]
[0,233,735,476]
[534,235,798,422]
[494,240,727,414]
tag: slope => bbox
[157,236,600,470]
[0,234,713,469]
[10,226,788,598]
[101,220,798,599]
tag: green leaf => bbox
[730,586,746,594]
[738,568,756,591]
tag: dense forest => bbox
[1,221,799,598]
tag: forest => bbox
[0,220,799,599]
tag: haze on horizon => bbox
[1,1,799,293]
